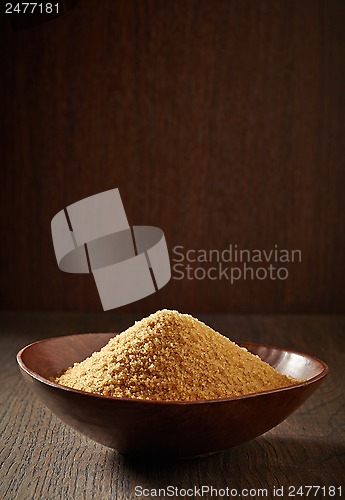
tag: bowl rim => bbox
[17,333,329,405]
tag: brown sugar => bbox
[55,310,300,401]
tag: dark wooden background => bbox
[1,0,344,313]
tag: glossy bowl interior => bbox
[17,333,328,458]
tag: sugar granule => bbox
[55,310,300,401]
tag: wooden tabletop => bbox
[1,312,344,500]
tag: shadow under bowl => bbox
[17,333,328,458]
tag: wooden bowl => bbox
[17,333,328,458]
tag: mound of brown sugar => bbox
[55,310,299,401]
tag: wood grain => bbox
[1,0,345,313]
[1,312,344,499]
